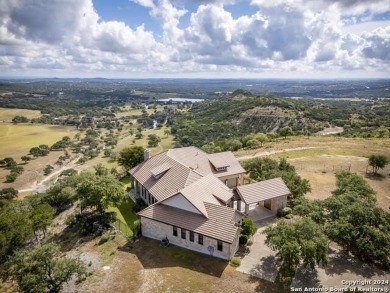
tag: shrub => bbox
[247,239,253,246]
[230,257,241,266]
[239,235,248,245]
[241,218,257,236]
[277,207,292,218]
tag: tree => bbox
[76,172,127,213]
[44,165,54,176]
[21,155,31,163]
[278,127,293,139]
[12,115,29,124]
[11,165,24,175]
[226,139,242,151]
[2,157,17,168]
[147,134,161,147]
[254,133,269,147]
[368,155,389,175]
[2,243,88,293]
[0,202,33,258]
[333,171,376,203]
[0,187,18,200]
[241,217,257,237]
[263,217,328,286]
[6,172,18,183]
[118,146,144,171]
[164,129,171,137]
[94,163,109,176]
[243,157,311,203]
[30,203,55,239]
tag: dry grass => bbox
[78,236,265,293]
[0,123,77,159]
[0,108,41,122]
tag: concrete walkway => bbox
[236,221,280,282]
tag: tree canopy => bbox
[263,217,328,286]
[117,146,145,170]
[76,172,127,213]
[2,243,87,293]
[242,157,311,203]
[368,154,389,175]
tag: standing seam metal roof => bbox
[138,202,243,243]
[236,177,291,204]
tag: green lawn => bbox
[107,177,139,237]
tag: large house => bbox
[129,147,290,260]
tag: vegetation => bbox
[263,217,328,287]
[242,157,311,203]
[241,218,257,237]
[368,154,389,175]
[293,171,390,268]
[11,115,29,124]
[76,172,127,214]
[118,146,145,171]
[230,257,241,266]
[2,243,87,293]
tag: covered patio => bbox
[236,177,290,220]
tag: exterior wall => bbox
[162,194,201,214]
[141,217,233,260]
[271,195,287,213]
[133,179,156,205]
[219,173,244,188]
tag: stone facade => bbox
[141,217,239,260]
[219,173,244,188]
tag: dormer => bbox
[150,163,171,179]
[208,156,230,172]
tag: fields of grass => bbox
[0,107,41,122]
[0,123,77,159]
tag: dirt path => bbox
[18,155,81,193]
[237,147,320,160]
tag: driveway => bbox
[236,219,280,282]
[236,220,390,289]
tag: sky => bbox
[0,0,389,79]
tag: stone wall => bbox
[141,217,236,260]
[271,195,287,213]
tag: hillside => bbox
[172,90,390,150]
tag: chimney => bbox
[144,149,151,161]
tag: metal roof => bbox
[138,202,243,243]
[236,177,291,204]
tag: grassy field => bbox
[236,136,390,211]
[0,123,77,159]
[0,108,41,122]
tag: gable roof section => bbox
[236,177,291,205]
[167,147,245,177]
[174,174,233,217]
[138,202,243,243]
[130,151,202,201]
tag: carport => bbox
[236,177,290,220]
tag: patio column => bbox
[237,200,241,211]
[245,203,249,215]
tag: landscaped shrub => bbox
[241,217,257,236]
[277,207,292,218]
[239,235,248,245]
[247,239,253,246]
[230,257,241,266]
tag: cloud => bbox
[361,26,390,60]
[0,0,388,77]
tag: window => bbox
[190,231,194,242]
[181,229,186,239]
[217,240,223,251]
[198,234,203,245]
[173,226,177,237]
